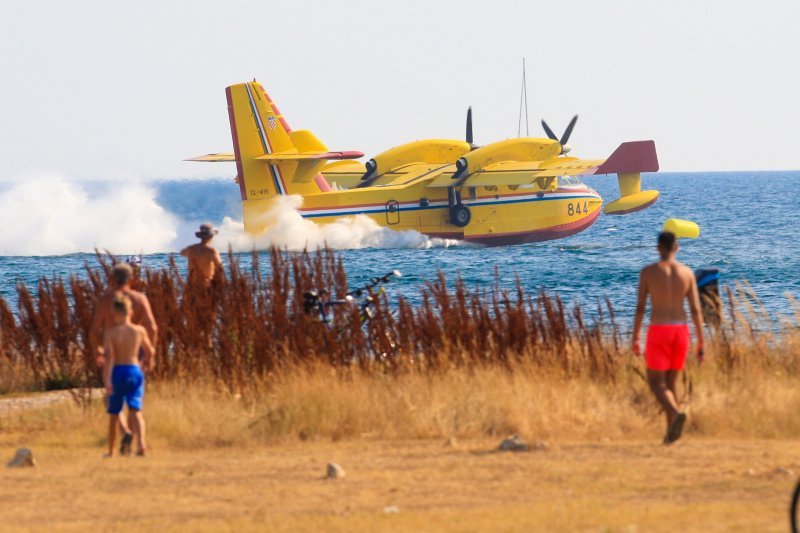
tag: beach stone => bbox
[498,434,528,452]
[444,437,458,448]
[326,462,345,479]
[530,440,550,451]
[775,467,795,477]
[383,505,400,514]
[7,448,35,468]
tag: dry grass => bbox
[3,359,800,451]
[2,350,800,531]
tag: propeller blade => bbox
[560,114,579,146]
[466,107,473,145]
[541,119,558,141]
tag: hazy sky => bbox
[1,0,798,180]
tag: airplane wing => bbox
[532,157,605,177]
[185,153,236,162]
[425,154,621,188]
[426,161,542,188]
[368,163,454,188]
[425,162,541,187]
[321,161,369,189]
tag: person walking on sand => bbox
[103,295,154,457]
[180,223,223,288]
[90,262,158,454]
[632,231,704,444]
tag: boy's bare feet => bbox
[135,448,147,457]
[102,452,115,459]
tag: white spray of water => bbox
[0,175,178,256]
[216,195,463,252]
[0,178,463,256]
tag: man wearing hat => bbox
[180,223,223,288]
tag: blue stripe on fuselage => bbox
[299,194,600,219]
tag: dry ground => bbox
[1,437,798,532]
[2,363,800,532]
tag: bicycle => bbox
[302,270,403,361]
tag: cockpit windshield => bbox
[559,175,583,186]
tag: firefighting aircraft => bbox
[189,80,659,246]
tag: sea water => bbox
[0,172,797,327]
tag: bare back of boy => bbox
[105,323,151,369]
[639,259,697,324]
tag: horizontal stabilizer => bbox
[185,153,236,162]
[256,150,363,162]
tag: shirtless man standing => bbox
[633,231,704,444]
[90,263,158,453]
[180,223,223,287]
[103,295,154,457]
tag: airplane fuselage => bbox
[292,168,602,246]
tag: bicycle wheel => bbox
[791,478,800,533]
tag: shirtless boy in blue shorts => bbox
[103,295,155,457]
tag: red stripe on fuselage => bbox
[462,208,601,247]
[226,87,248,202]
[249,84,288,195]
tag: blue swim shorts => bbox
[107,365,145,415]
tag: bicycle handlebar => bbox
[347,270,402,298]
[303,270,402,316]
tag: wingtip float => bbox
[189,79,661,246]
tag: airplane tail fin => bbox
[224,81,363,201]
[596,141,660,215]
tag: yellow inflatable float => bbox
[663,218,700,239]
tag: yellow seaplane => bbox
[189,80,660,246]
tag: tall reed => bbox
[0,248,797,396]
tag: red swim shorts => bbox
[645,324,690,371]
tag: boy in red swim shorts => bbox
[632,232,704,444]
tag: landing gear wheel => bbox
[450,204,471,228]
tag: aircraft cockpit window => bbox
[559,176,583,186]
